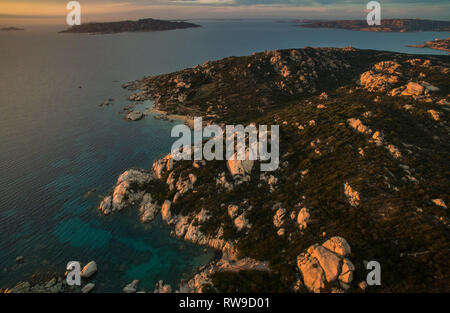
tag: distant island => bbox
[407,38,450,52]
[299,18,450,32]
[0,27,24,31]
[60,18,200,34]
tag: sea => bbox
[0,19,448,292]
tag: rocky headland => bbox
[98,47,448,293]
[6,46,449,293]
[60,18,200,34]
[407,38,450,53]
[299,19,450,32]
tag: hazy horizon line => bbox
[1,1,450,26]
[2,15,450,27]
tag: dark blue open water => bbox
[0,20,448,292]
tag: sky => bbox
[1,0,449,25]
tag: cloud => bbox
[4,0,450,4]
[1,0,448,23]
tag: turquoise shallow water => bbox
[0,20,448,292]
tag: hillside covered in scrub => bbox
[7,47,448,293]
[102,47,450,293]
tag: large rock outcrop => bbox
[297,237,354,293]
[359,61,401,92]
[98,168,154,215]
[80,261,97,278]
[152,154,173,179]
[297,207,310,230]
[344,182,360,207]
[359,59,445,102]
[161,200,172,222]
[139,194,160,223]
[126,111,144,121]
[123,280,139,293]
[226,151,254,177]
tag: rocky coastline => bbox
[299,18,450,32]
[97,154,273,292]
[407,38,450,53]
[110,47,449,293]
[121,47,364,126]
[5,46,449,293]
[97,151,356,293]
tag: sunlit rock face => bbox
[297,237,354,293]
[98,168,154,215]
[226,150,254,177]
